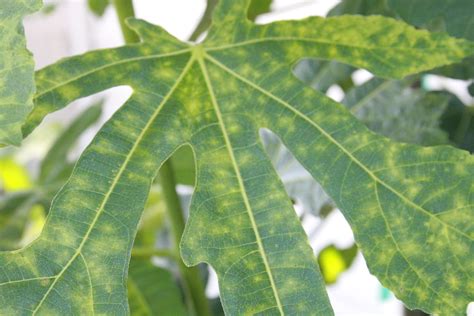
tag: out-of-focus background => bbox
[1,1,472,315]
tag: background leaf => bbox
[88,0,110,17]
[128,259,187,316]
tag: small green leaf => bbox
[318,244,358,284]
[0,0,42,146]
[87,0,110,17]
[247,0,272,21]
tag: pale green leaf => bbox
[1,1,474,315]
[0,0,42,146]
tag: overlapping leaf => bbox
[1,1,474,315]
[0,0,41,146]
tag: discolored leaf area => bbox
[0,0,42,146]
[1,1,474,315]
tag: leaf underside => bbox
[1,1,474,315]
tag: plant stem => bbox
[159,161,211,316]
[111,1,210,315]
[112,0,139,43]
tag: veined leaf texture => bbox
[1,0,474,315]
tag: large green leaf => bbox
[0,0,41,146]
[1,1,474,315]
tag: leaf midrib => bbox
[197,53,285,315]
[30,53,195,315]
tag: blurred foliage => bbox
[128,259,187,315]
[441,94,474,153]
[88,0,110,17]
[318,244,358,284]
[0,102,102,250]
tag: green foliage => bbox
[0,0,42,146]
[1,1,474,315]
[128,259,187,316]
